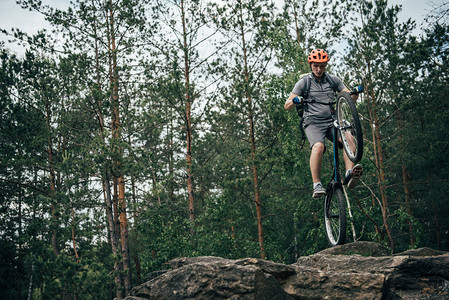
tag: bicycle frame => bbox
[330,120,343,187]
[324,121,343,209]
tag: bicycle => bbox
[322,87,364,246]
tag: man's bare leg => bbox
[343,149,354,172]
[310,142,326,198]
[310,142,325,184]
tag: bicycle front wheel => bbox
[336,92,363,163]
[324,186,347,246]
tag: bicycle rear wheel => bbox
[336,92,363,163]
[324,186,347,246]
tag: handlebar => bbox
[294,85,363,104]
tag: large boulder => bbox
[127,256,293,300]
[125,242,449,299]
[287,242,449,299]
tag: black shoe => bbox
[344,164,363,189]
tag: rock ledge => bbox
[125,242,449,299]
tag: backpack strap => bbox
[295,74,311,148]
[324,73,338,92]
[301,74,312,100]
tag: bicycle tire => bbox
[324,186,347,246]
[336,92,363,163]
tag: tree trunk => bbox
[427,170,441,248]
[397,115,415,247]
[169,118,175,201]
[134,256,142,285]
[71,202,80,263]
[118,177,131,294]
[180,0,195,233]
[45,95,59,256]
[238,2,265,259]
[108,0,131,294]
[231,217,237,249]
[128,136,142,285]
[401,164,415,247]
[27,264,34,300]
[292,2,301,47]
[93,2,124,296]
[113,179,121,241]
[373,110,393,249]
[103,174,123,299]
[18,168,23,300]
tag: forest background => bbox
[0,0,448,299]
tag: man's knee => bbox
[312,142,325,154]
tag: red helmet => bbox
[308,49,330,63]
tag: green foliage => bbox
[136,201,192,272]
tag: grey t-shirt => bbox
[292,73,346,125]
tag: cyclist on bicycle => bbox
[284,49,363,198]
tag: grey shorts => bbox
[304,122,335,149]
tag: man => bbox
[284,49,363,198]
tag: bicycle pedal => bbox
[352,165,363,178]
